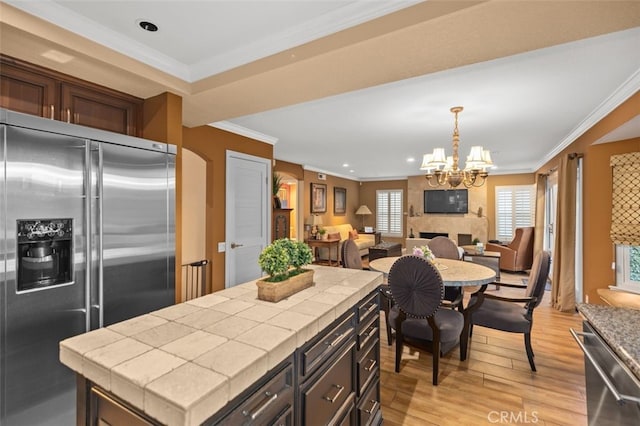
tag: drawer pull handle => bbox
[323,384,345,403]
[364,303,377,316]
[364,359,377,372]
[242,391,278,420]
[364,325,377,337]
[326,330,349,348]
[66,108,71,123]
[364,399,379,414]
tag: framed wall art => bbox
[311,183,327,213]
[334,187,346,215]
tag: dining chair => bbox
[427,236,463,310]
[466,250,551,371]
[341,239,396,345]
[387,255,465,385]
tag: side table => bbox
[368,242,402,262]
[305,238,341,267]
[462,248,501,289]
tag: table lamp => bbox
[355,205,372,231]
[308,214,323,239]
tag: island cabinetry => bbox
[0,55,142,136]
[89,386,156,426]
[63,270,384,426]
[355,292,381,425]
[212,357,294,425]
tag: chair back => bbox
[509,227,534,264]
[428,236,460,260]
[525,250,551,309]
[388,256,443,318]
[341,239,363,269]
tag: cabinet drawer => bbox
[301,311,355,377]
[357,292,378,325]
[217,363,293,425]
[357,314,379,352]
[302,343,354,426]
[357,340,379,396]
[357,380,381,426]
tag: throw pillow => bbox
[349,230,359,240]
[328,232,341,241]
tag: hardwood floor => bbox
[379,272,587,426]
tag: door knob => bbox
[230,243,243,249]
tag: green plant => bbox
[272,173,283,196]
[258,239,290,281]
[258,238,312,282]
[318,228,327,235]
[472,238,480,245]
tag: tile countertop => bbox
[577,303,640,381]
[59,265,383,426]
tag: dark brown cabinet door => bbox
[0,62,57,118]
[61,83,142,136]
[90,387,154,426]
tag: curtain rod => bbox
[539,152,583,176]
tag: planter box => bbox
[256,269,315,302]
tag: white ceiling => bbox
[4,1,640,180]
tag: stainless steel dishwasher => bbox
[571,322,640,425]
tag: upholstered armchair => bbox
[485,226,534,272]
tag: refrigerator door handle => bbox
[84,141,92,332]
[98,143,104,328]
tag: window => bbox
[615,245,640,293]
[495,185,535,242]
[376,189,403,237]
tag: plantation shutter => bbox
[610,152,640,245]
[495,185,535,241]
[376,189,403,236]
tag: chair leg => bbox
[432,338,440,386]
[524,332,536,372]
[394,331,403,373]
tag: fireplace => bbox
[419,232,449,239]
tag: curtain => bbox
[551,154,579,312]
[533,174,547,256]
[610,152,640,245]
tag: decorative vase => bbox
[256,269,315,302]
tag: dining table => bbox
[368,255,497,360]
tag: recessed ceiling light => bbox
[407,157,415,163]
[349,169,355,173]
[342,163,349,167]
[137,20,158,32]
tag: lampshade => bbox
[311,215,323,226]
[355,205,372,215]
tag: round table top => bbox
[368,256,496,287]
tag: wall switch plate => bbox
[218,242,226,252]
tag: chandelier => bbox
[420,106,493,188]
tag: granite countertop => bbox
[60,266,383,426]
[577,303,640,381]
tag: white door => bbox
[225,151,270,288]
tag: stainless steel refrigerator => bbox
[0,109,176,425]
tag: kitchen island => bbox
[60,265,383,425]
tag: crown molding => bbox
[302,164,361,182]
[534,66,640,171]
[4,0,192,80]
[210,121,278,145]
[189,0,422,80]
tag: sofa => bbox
[485,226,534,272]
[315,224,376,263]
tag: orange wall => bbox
[535,91,640,304]
[359,180,409,246]
[183,125,273,292]
[142,92,183,302]
[303,171,362,232]
[485,173,536,240]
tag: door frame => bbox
[224,150,271,288]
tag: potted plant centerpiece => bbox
[256,238,314,302]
